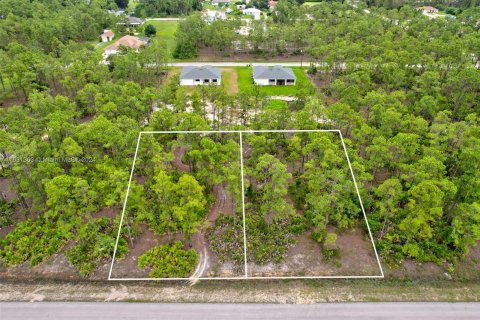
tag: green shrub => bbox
[0,199,16,228]
[0,217,71,267]
[66,217,127,277]
[138,241,198,278]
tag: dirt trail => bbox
[190,183,234,280]
[189,233,209,284]
[207,183,234,222]
[0,177,17,202]
[173,146,190,172]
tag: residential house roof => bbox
[180,66,222,80]
[269,1,278,8]
[212,0,231,3]
[252,66,296,80]
[129,16,144,24]
[416,6,438,12]
[105,35,149,52]
[101,29,114,38]
[203,9,227,21]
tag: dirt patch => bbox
[136,176,147,185]
[248,226,381,277]
[91,206,119,220]
[172,146,190,172]
[78,115,95,124]
[374,168,390,184]
[0,177,18,202]
[0,94,26,108]
[110,224,185,278]
[207,183,234,222]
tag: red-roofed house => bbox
[104,35,150,57]
[100,29,114,42]
[269,1,278,10]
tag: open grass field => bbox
[267,99,288,110]
[143,20,178,50]
[237,67,314,96]
[221,68,239,95]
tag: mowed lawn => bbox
[267,99,288,110]
[144,20,178,50]
[221,68,239,95]
[237,67,314,96]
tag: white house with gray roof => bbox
[180,66,222,86]
[252,65,296,86]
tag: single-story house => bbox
[180,66,222,86]
[252,65,296,86]
[212,0,231,6]
[243,7,262,20]
[107,10,125,16]
[103,35,150,57]
[100,29,114,42]
[416,6,439,14]
[203,9,227,23]
[117,16,145,27]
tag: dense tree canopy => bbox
[0,0,479,278]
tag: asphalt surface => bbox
[169,62,309,67]
[1,302,479,319]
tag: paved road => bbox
[169,62,309,67]
[145,17,183,21]
[1,302,479,319]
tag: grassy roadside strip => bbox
[0,279,479,302]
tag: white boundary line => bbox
[108,132,143,280]
[239,132,249,277]
[338,130,385,278]
[109,130,384,280]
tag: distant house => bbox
[237,4,246,10]
[107,9,125,16]
[104,35,150,57]
[117,16,145,27]
[100,29,114,42]
[252,66,296,86]
[268,1,278,10]
[243,7,262,20]
[236,25,252,36]
[203,9,227,23]
[212,0,231,6]
[180,66,222,86]
[416,6,439,14]
[445,14,456,21]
